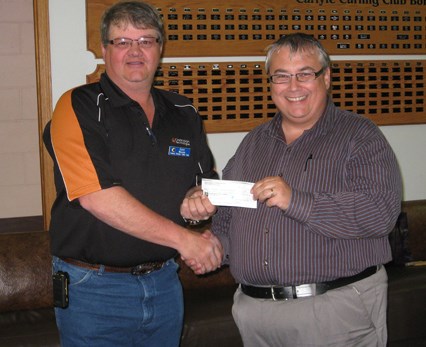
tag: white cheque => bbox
[201,178,257,209]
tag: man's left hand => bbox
[251,176,292,210]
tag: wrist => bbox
[182,216,202,226]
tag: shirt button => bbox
[286,147,291,153]
[264,260,269,267]
[264,228,269,234]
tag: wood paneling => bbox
[34,0,54,230]
[88,60,426,132]
[87,0,426,58]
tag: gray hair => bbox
[265,33,331,74]
[100,1,165,46]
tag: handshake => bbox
[179,186,223,275]
[180,229,223,275]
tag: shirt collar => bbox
[267,97,337,140]
[311,97,338,136]
[99,73,133,108]
[99,73,171,119]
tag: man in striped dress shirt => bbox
[210,33,402,346]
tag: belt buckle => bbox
[131,264,155,276]
[295,283,316,298]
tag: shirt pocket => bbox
[299,158,346,193]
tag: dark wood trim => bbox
[34,0,54,230]
[0,216,44,234]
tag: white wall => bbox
[49,0,426,201]
[0,0,41,218]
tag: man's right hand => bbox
[78,186,222,273]
[180,230,223,275]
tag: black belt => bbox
[61,258,166,276]
[241,266,379,300]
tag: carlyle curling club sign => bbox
[87,0,426,56]
[298,0,425,5]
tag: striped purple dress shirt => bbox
[212,99,402,286]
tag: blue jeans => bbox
[53,257,183,347]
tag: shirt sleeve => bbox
[211,155,236,264]
[50,89,115,201]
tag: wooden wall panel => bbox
[85,0,426,130]
[88,60,426,132]
[87,0,426,57]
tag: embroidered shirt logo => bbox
[171,137,190,147]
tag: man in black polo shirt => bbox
[43,2,221,346]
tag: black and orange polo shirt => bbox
[43,73,216,266]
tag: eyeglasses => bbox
[108,36,160,49]
[269,68,325,84]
